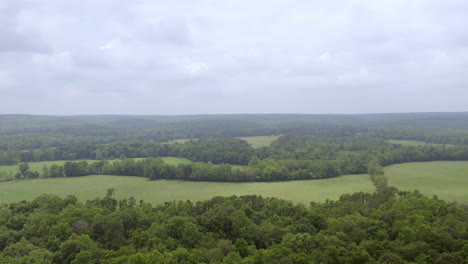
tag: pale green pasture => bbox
[386,161,468,202]
[0,174,374,204]
[386,140,456,148]
[236,135,281,148]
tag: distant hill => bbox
[1,112,468,150]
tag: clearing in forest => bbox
[386,161,468,203]
[386,140,456,148]
[237,135,281,148]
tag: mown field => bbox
[386,161,468,203]
[386,139,456,147]
[165,135,280,148]
[236,135,281,148]
[0,174,374,204]
[2,160,468,204]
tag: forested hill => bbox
[2,112,468,150]
[3,112,468,131]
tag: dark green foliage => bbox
[1,138,256,165]
[13,162,40,179]
[1,190,468,263]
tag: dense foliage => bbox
[11,158,339,182]
[0,138,255,166]
[1,189,468,264]
[258,134,468,167]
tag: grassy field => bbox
[160,157,192,165]
[386,161,468,203]
[237,135,281,148]
[386,140,456,147]
[386,140,429,146]
[4,159,468,205]
[164,135,281,148]
[0,157,193,179]
[0,174,374,204]
[164,138,196,144]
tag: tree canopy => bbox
[1,189,467,263]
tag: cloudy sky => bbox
[1,0,467,115]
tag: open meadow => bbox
[3,159,468,204]
[236,135,281,148]
[386,161,468,203]
[164,135,281,148]
[0,173,374,204]
[386,139,456,148]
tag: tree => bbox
[49,164,64,178]
[19,162,29,176]
[367,160,384,179]
[42,165,50,178]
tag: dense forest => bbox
[1,188,467,264]
[0,138,255,166]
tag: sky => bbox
[0,0,467,115]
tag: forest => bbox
[1,188,467,264]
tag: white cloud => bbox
[100,39,122,51]
[318,52,331,63]
[184,62,209,76]
[0,0,468,114]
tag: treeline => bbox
[0,138,255,166]
[6,134,468,182]
[14,158,341,182]
[12,142,467,182]
[1,189,468,263]
[367,161,388,191]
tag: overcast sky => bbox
[1,0,467,115]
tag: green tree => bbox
[19,162,29,176]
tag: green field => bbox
[164,138,196,144]
[4,159,468,205]
[164,135,281,148]
[386,161,468,203]
[0,174,374,204]
[237,135,281,148]
[386,139,456,147]
[160,157,192,165]
[386,140,429,146]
